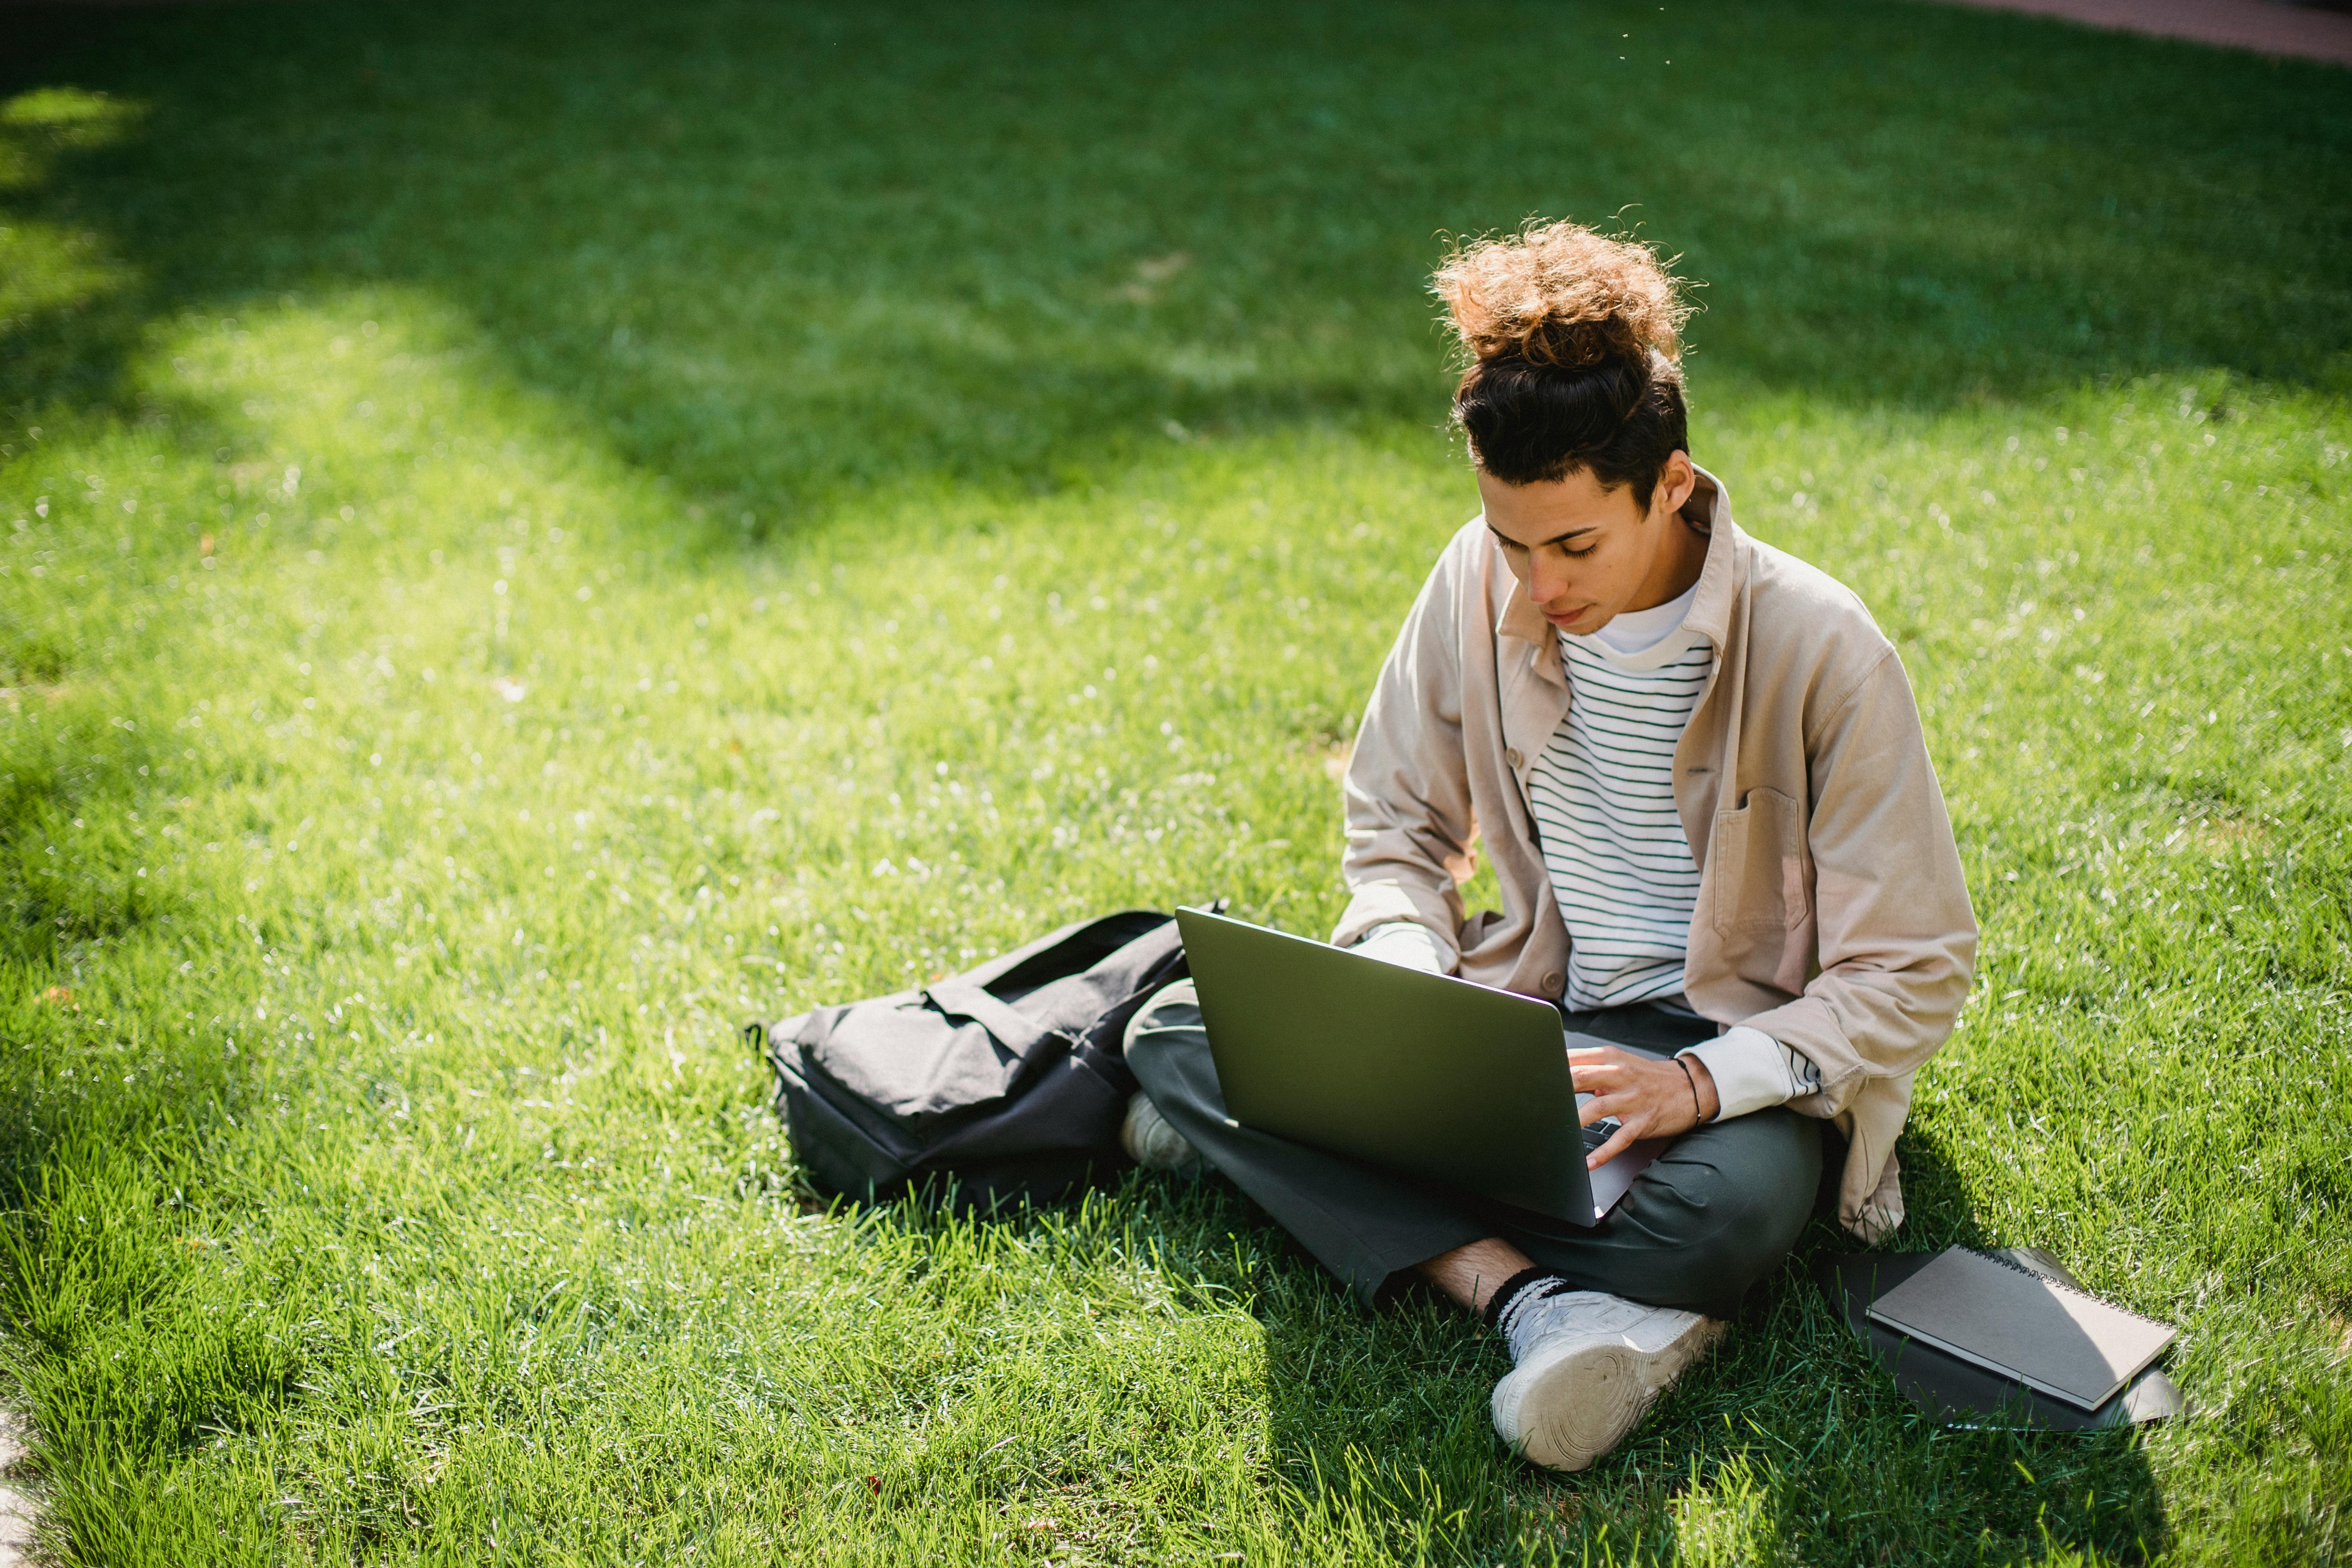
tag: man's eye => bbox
[1563,543,1599,559]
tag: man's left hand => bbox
[1569,1045,1720,1169]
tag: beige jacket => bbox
[1334,468,1977,1240]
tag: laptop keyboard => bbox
[1575,1092,1621,1150]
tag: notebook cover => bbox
[1819,1251,2184,1431]
[1867,1247,2174,1410]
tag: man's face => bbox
[1477,452,1699,634]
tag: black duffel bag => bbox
[747,907,1200,1209]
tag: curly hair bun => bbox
[1434,220,1691,369]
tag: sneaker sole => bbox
[1495,1319,1726,1472]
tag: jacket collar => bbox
[1493,461,1743,651]
[1681,465,1740,653]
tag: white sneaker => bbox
[1490,1291,1724,1472]
[1120,1090,1202,1172]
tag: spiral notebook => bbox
[1865,1247,2175,1412]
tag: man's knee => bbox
[1705,1168,1811,1273]
[1122,978,1200,1057]
[1626,1112,1819,1307]
[1122,978,1206,1109]
[1694,1112,1818,1245]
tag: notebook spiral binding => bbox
[1961,1245,2172,1333]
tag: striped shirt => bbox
[1348,571,1818,1122]
[1527,586,1711,1011]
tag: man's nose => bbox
[1529,549,1571,603]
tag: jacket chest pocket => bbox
[1709,787,1810,935]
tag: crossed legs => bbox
[1121,979,1821,1467]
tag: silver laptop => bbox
[1176,906,1667,1225]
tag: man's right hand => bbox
[1569,1044,1719,1168]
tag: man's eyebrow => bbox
[1489,523,1597,549]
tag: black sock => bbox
[1481,1266,1571,1334]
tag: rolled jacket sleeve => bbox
[1681,1025,1800,1121]
[1351,920,1454,974]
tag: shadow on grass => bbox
[0,939,297,1497]
[5,0,2351,546]
[1244,1121,2170,1563]
[853,1125,2171,1564]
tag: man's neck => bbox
[1623,515,1709,613]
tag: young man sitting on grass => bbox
[1118,221,1977,1472]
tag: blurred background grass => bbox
[0,0,2347,1562]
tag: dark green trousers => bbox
[1125,980,1820,1319]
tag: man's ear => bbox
[1653,451,1699,518]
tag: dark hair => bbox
[1434,221,1696,508]
[1454,349,1689,504]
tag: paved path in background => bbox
[0,1412,34,1568]
[1932,0,2352,65]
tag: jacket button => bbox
[1506,748,1524,769]
[1541,970,1564,996]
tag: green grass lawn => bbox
[2,0,2348,1561]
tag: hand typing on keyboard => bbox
[1574,1094,1623,1143]
[1567,1043,1719,1169]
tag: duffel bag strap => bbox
[922,978,1071,1062]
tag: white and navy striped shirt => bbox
[1351,575,1815,1120]
[1527,584,1711,1012]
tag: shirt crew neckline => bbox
[1565,578,1705,672]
